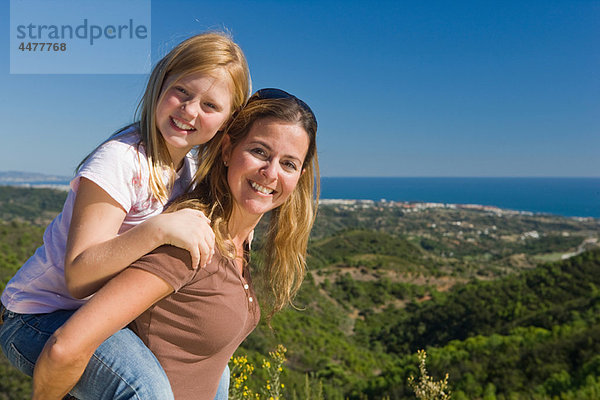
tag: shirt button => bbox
[249,297,253,302]
[244,284,249,290]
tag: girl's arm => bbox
[64,178,215,299]
[32,267,173,400]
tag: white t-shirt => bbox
[1,129,198,314]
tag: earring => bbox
[224,160,228,167]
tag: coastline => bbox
[1,183,71,192]
[1,179,598,220]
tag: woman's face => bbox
[156,69,233,167]
[223,118,310,218]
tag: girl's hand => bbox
[151,209,215,269]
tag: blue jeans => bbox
[0,307,230,399]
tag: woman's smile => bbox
[249,180,275,196]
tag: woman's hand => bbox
[150,208,216,269]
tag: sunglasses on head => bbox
[252,88,317,128]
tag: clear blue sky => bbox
[1,0,598,177]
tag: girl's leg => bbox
[0,308,75,377]
[0,309,173,400]
[70,327,174,400]
[213,364,230,400]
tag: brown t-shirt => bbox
[128,245,260,400]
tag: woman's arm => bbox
[64,178,215,298]
[32,267,173,400]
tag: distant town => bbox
[320,198,595,222]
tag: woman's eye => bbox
[283,161,298,171]
[251,148,267,157]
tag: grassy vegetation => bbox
[0,187,599,399]
[0,186,66,224]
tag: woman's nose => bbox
[260,161,278,180]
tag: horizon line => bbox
[1,171,599,180]
[320,176,600,179]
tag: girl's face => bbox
[223,118,310,220]
[156,69,233,167]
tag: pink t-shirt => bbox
[1,129,197,313]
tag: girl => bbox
[32,89,319,400]
[0,32,250,399]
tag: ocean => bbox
[3,177,599,219]
[320,177,600,219]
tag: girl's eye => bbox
[204,102,217,110]
[175,87,188,95]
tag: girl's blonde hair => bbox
[173,92,319,319]
[79,31,251,203]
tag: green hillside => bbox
[359,250,600,354]
[0,187,599,399]
[235,250,600,399]
[0,186,66,224]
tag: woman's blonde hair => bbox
[79,31,251,203]
[174,91,319,318]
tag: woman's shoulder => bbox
[132,245,220,292]
[146,245,192,265]
[130,246,194,292]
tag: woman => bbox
[32,88,319,400]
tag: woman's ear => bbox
[221,134,232,165]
